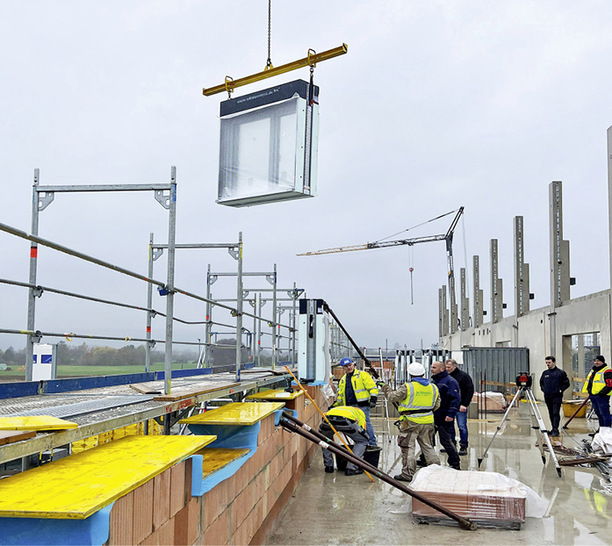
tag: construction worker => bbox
[334,357,378,446]
[380,362,440,482]
[319,405,368,476]
[582,355,612,430]
[430,360,461,471]
[445,359,474,455]
[539,356,570,437]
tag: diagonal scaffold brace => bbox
[279,411,478,531]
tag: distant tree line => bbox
[0,339,258,367]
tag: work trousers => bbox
[397,420,439,480]
[590,394,612,428]
[450,410,468,448]
[319,418,368,472]
[436,420,460,470]
[349,404,377,446]
[544,394,563,435]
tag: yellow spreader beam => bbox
[202,44,348,97]
[0,435,215,519]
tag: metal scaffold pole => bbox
[163,167,177,398]
[235,232,244,382]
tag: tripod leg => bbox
[525,388,562,477]
[477,388,523,468]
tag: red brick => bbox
[157,519,175,545]
[170,461,187,517]
[202,510,229,546]
[184,457,193,505]
[108,492,134,546]
[173,498,200,546]
[132,479,154,544]
[153,469,171,530]
[203,480,231,527]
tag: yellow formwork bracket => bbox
[203,43,348,97]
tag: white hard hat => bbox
[408,363,426,377]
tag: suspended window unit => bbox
[217,79,319,207]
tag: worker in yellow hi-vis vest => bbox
[582,355,612,430]
[319,406,369,476]
[380,363,440,482]
[334,357,378,446]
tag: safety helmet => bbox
[339,357,354,367]
[408,363,426,377]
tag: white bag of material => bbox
[591,426,612,454]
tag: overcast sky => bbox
[1,1,611,355]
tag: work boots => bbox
[458,444,468,456]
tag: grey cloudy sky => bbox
[1,0,611,354]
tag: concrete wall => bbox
[441,289,611,398]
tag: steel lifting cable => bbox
[266,0,273,69]
[376,208,459,243]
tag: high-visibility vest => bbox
[337,370,378,405]
[398,381,439,424]
[326,406,367,429]
[583,366,612,396]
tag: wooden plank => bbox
[0,430,36,446]
[179,402,284,426]
[129,382,162,394]
[0,416,78,431]
[129,380,240,400]
[152,381,240,402]
[0,435,216,519]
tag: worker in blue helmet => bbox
[334,357,378,446]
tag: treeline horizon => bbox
[0,339,263,367]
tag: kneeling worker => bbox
[319,406,369,476]
[380,363,441,482]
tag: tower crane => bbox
[297,207,465,332]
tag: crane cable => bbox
[266,0,273,70]
[375,208,459,243]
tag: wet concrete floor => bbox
[268,403,612,545]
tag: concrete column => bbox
[549,181,571,308]
[608,126,612,358]
[490,239,503,323]
[460,268,470,330]
[514,216,530,317]
[473,255,484,328]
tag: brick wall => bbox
[105,386,324,546]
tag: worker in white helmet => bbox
[379,362,440,482]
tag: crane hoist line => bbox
[298,207,465,328]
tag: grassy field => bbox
[0,362,196,381]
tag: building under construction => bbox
[1,17,612,544]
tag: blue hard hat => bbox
[339,357,354,367]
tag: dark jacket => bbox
[431,370,460,423]
[449,367,475,407]
[539,366,570,396]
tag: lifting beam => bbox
[202,44,348,96]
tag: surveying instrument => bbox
[478,372,562,478]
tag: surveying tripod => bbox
[478,372,562,478]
